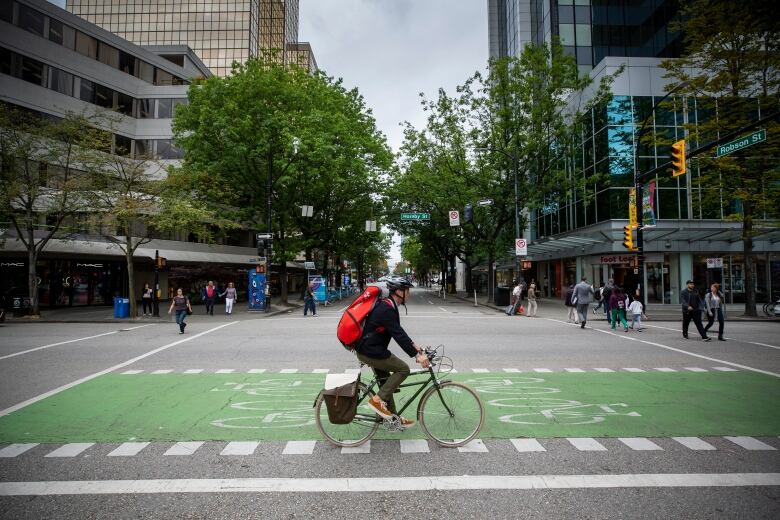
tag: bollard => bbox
[474,290,478,307]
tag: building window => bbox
[0,2,13,24]
[156,139,183,159]
[79,78,95,103]
[116,91,133,116]
[156,98,173,119]
[134,139,153,158]
[118,51,136,75]
[114,134,132,156]
[135,98,154,119]
[137,60,154,83]
[94,84,114,109]
[20,56,45,87]
[75,31,98,59]
[155,68,174,86]
[0,47,12,75]
[98,42,120,68]
[48,67,73,96]
[18,4,45,37]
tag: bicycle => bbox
[763,297,779,317]
[314,345,484,448]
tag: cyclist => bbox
[357,276,430,427]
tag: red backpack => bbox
[337,286,382,351]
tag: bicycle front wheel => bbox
[315,382,380,448]
[418,381,484,447]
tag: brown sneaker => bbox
[399,417,416,428]
[367,395,393,419]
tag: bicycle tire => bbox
[315,382,380,448]
[418,381,484,448]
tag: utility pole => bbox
[153,249,159,317]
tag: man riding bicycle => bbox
[357,276,430,427]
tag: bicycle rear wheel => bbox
[315,382,380,447]
[418,381,484,447]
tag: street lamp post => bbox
[633,81,690,304]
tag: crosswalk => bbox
[117,366,742,375]
[1,436,776,459]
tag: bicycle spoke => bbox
[419,382,484,447]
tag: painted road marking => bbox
[279,369,298,374]
[472,368,490,373]
[183,369,204,374]
[725,436,777,451]
[282,441,316,455]
[685,368,708,372]
[533,368,553,373]
[438,307,450,313]
[594,368,615,373]
[511,438,546,452]
[248,369,266,374]
[341,441,371,454]
[619,438,663,451]
[548,318,780,378]
[624,368,645,372]
[151,370,173,374]
[220,442,259,456]
[121,370,143,375]
[503,368,522,373]
[457,439,488,453]
[215,369,235,374]
[44,443,94,458]
[0,443,38,458]
[713,367,738,372]
[107,442,150,457]
[568,438,607,451]
[0,331,118,361]
[565,368,585,373]
[655,368,677,372]
[748,341,780,350]
[164,442,204,456]
[673,437,716,450]
[6,473,778,495]
[312,369,330,374]
[0,322,238,418]
[400,439,430,453]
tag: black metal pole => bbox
[153,249,159,317]
[513,152,521,283]
[266,149,273,313]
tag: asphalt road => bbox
[0,287,778,519]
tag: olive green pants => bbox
[356,352,410,413]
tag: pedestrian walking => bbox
[564,284,577,322]
[507,281,522,316]
[168,288,192,334]
[141,282,153,316]
[220,282,237,315]
[602,279,615,325]
[574,276,595,329]
[680,280,711,341]
[527,282,538,317]
[303,282,317,317]
[609,286,629,331]
[628,295,647,331]
[201,281,218,316]
[592,283,605,314]
[704,283,726,341]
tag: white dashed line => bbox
[107,442,150,457]
[164,442,204,456]
[619,438,663,451]
[220,442,259,456]
[121,370,143,375]
[151,370,173,374]
[725,437,777,451]
[0,444,38,458]
[655,368,677,372]
[400,439,430,453]
[457,439,488,453]
[567,438,607,451]
[564,368,585,373]
[341,442,371,454]
[183,369,204,374]
[472,368,490,373]
[684,368,708,372]
[673,437,716,450]
[215,369,235,374]
[279,369,298,374]
[282,441,316,455]
[624,368,645,372]
[511,439,546,452]
[44,443,94,458]
[248,369,267,374]
[594,368,615,373]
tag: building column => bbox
[679,252,693,289]
[576,255,583,283]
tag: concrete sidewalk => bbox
[3,297,304,324]
[420,286,779,323]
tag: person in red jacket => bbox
[356,277,429,427]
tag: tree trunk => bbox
[448,254,457,293]
[487,250,495,303]
[742,209,757,317]
[126,235,137,319]
[464,259,473,294]
[28,241,38,317]
[278,219,288,305]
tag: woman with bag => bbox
[168,288,192,334]
[564,284,577,323]
[704,283,726,341]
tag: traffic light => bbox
[257,238,272,258]
[623,225,634,250]
[464,204,473,224]
[156,256,166,270]
[671,139,686,177]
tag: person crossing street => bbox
[681,280,711,342]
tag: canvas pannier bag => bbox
[321,374,359,424]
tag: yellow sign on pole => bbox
[628,188,637,228]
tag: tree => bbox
[0,107,106,316]
[661,0,780,315]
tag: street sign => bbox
[706,257,723,268]
[477,198,494,206]
[365,220,377,232]
[256,233,272,241]
[515,238,528,256]
[716,129,766,157]
[449,210,460,227]
[304,261,315,270]
[400,212,430,221]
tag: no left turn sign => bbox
[449,210,460,227]
[515,238,528,256]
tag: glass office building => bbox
[485,1,780,305]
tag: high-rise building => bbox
[65,0,316,76]
[484,0,780,307]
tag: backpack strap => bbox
[355,297,384,350]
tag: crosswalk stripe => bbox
[164,442,204,456]
[533,368,553,373]
[220,442,259,456]
[312,369,330,374]
[341,441,371,454]
[151,370,173,374]
[279,369,298,374]
[624,368,645,372]
[503,368,522,373]
[107,442,150,457]
[457,439,488,453]
[684,368,708,372]
[248,369,266,374]
[183,369,203,374]
[400,439,430,453]
[511,438,546,452]
[45,443,94,458]
[564,368,585,373]
[724,437,777,451]
[121,370,143,375]
[472,369,490,373]
[567,438,607,451]
[673,437,716,450]
[282,441,316,455]
[619,438,663,451]
[655,368,677,372]
[713,367,739,372]
[215,369,235,374]
[594,368,615,373]
[0,443,38,458]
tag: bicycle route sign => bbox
[400,212,430,221]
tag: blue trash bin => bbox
[113,297,122,319]
[119,298,130,318]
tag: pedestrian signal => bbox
[671,139,686,177]
[464,204,473,224]
[623,225,635,250]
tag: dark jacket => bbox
[201,285,219,301]
[357,298,416,360]
[680,287,703,312]
[564,287,575,307]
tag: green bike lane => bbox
[1,370,778,443]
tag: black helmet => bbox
[386,276,413,292]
